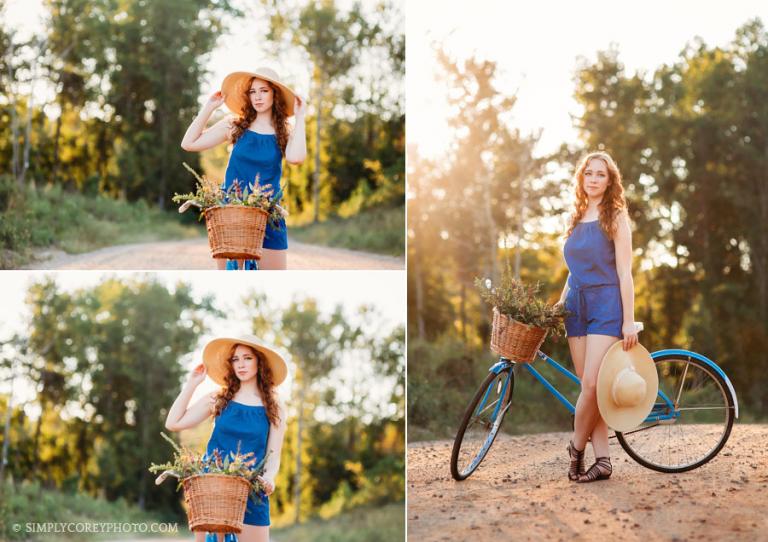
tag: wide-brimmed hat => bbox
[220,67,296,117]
[202,335,288,387]
[596,341,659,432]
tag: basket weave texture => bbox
[183,474,250,533]
[490,307,548,363]
[205,206,268,260]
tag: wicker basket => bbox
[490,307,548,363]
[183,474,250,533]
[204,206,269,260]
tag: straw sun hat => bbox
[202,335,288,387]
[220,67,297,117]
[596,342,659,432]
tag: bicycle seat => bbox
[635,321,644,333]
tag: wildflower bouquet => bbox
[475,270,567,337]
[172,162,287,228]
[149,432,269,505]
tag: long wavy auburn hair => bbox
[212,343,281,427]
[566,151,627,240]
[230,77,290,156]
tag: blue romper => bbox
[224,130,287,250]
[206,401,271,526]
[563,220,623,338]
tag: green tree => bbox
[18,277,216,512]
[249,295,346,523]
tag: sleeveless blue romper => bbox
[205,401,271,526]
[224,130,287,250]
[563,220,623,338]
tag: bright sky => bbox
[407,0,768,158]
[0,270,405,421]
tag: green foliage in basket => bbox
[475,272,568,337]
[172,162,286,227]
[149,432,269,504]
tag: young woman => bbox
[165,336,288,542]
[181,67,307,270]
[554,151,638,483]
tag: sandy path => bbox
[24,238,403,270]
[407,426,768,541]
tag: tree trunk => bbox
[459,281,467,342]
[414,247,426,340]
[0,374,14,483]
[515,174,526,280]
[20,40,43,186]
[313,75,323,224]
[752,145,768,323]
[32,402,45,477]
[51,105,63,184]
[6,44,21,185]
[483,171,498,282]
[157,71,170,209]
[137,400,149,510]
[293,383,306,524]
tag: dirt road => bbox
[407,425,768,541]
[24,238,403,270]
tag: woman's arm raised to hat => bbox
[165,364,216,431]
[258,400,287,495]
[180,91,232,152]
[614,209,638,351]
[285,96,307,164]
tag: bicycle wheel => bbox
[450,366,514,481]
[616,354,735,473]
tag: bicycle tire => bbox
[616,354,735,473]
[450,366,514,481]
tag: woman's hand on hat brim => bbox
[187,362,207,387]
[205,91,226,111]
[621,322,638,351]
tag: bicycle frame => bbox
[487,351,684,424]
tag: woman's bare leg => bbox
[212,251,287,270]
[193,526,268,542]
[237,525,269,542]
[194,532,223,541]
[258,249,287,270]
[591,417,610,458]
[568,335,608,452]
[568,336,587,380]
[572,334,620,453]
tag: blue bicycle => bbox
[450,322,738,480]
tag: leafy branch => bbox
[172,162,287,227]
[475,270,568,337]
[149,432,269,504]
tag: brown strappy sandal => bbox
[567,441,585,481]
[577,457,612,483]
